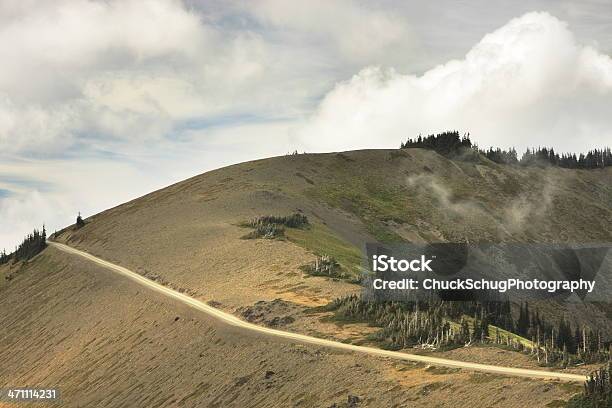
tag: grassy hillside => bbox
[53,148,612,312]
[0,247,586,407]
[5,148,610,406]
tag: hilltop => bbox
[53,148,611,309]
[2,147,610,407]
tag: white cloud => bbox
[0,0,205,102]
[0,119,294,251]
[0,153,189,251]
[298,12,612,153]
[0,190,62,251]
[0,0,340,249]
[249,0,415,65]
[0,0,277,154]
[0,0,418,157]
[2,4,612,250]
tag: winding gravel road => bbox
[49,241,587,383]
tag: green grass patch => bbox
[305,179,413,243]
[448,316,536,350]
[491,325,535,349]
[241,223,285,239]
[285,222,363,277]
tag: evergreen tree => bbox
[4,226,48,263]
[76,212,85,228]
[0,248,10,265]
[400,131,611,169]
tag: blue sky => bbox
[1,0,611,250]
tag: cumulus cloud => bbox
[0,0,280,154]
[2,4,612,251]
[298,12,612,154]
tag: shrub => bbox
[301,255,345,278]
[248,213,309,229]
[242,212,308,240]
[243,223,285,239]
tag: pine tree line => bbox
[329,295,461,349]
[516,302,610,366]
[329,295,512,350]
[0,226,47,265]
[328,296,610,365]
[519,147,612,169]
[480,147,519,164]
[400,132,612,169]
[400,131,472,155]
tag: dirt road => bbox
[49,241,587,383]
